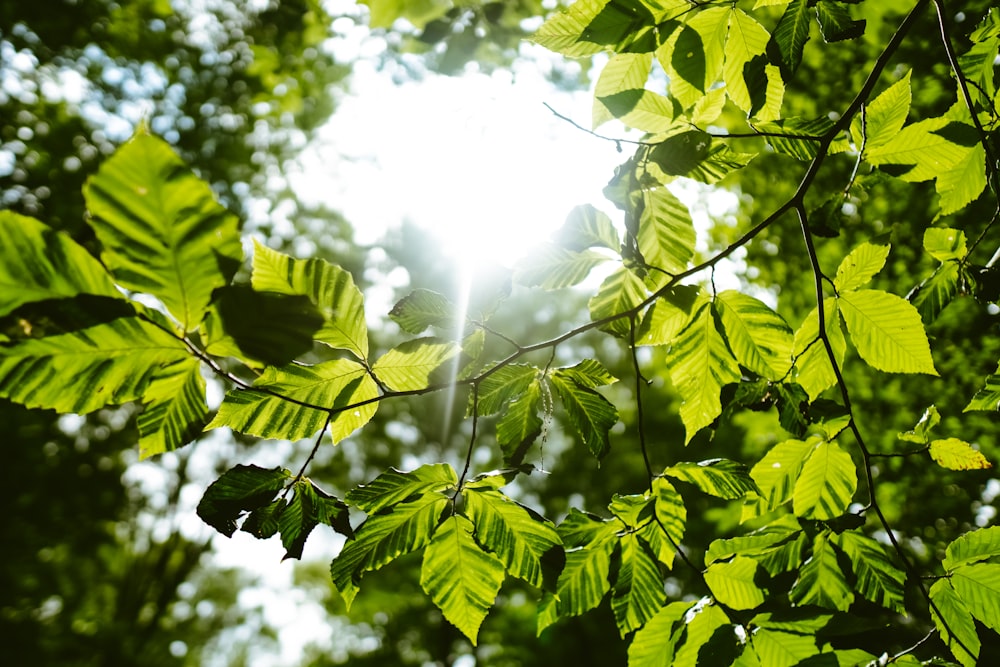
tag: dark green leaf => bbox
[771,0,811,75]
[814,1,865,43]
[647,131,713,177]
[832,530,905,613]
[549,369,619,459]
[664,459,760,500]
[196,464,289,537]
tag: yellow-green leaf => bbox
[929,438,992,471]
[705,556,765,610]
[793,440,857,520]
[839,289,938,375]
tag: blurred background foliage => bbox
[2,0,999,665]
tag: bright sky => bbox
[291,44,627,274]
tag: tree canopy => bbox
[3,0,1000,665]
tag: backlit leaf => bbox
[464,487,562,590]
[910,261,961,323]
[372,337,462,391]
[707,516,805,576]
[636,285,699,345]
[789,532,852,611]
[839,289,938,375]
[556,204,621,252]
[937,143,987,217]
[552,541,615,619]
[814,0,865,43]
[771,0,811,74]
[252,240,368,357]
[386,288,457,335]
[929,579,981,667]
[792,297,845,400]
[420,515,506,644]
[833,530,906,613]
[664,459,759,500]
[944,525,1000,570]
[929,438,992,471]
[627,601,691,667]
[792,439,857,520]
[750,628,821,667]
[951,563,1000,633]
[83,131,242,330]
[347,464,457,514]
[865,117,969,182]
[476,364,540,416]
[331,493,449,609]
[966,362,1000,412]
[137,356,208,458]
[715,290,794,380]
[666,296,741,442]
[724,8,770,114]
[853,71,910,149]
[637,187,696,275]
[0,211,122,318]
[588,265,647,336]
[207,358,378,442]
[924,227,967,262]
[0,316,188,414]
[496,380,544,465]
[531,0,616,57]
[749,438,814,513]
[549,368,619,459]
[612,533,666,636]
[833,242,890,293]
[705,556,765,610]
[515,244,611,289]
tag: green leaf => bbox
[593,52,653,128]
[899,404,941,443]
[924,227,967,262]
[790,532,852,611]
[865,117,970,183]
[464,488,562,590]
[636,285,699,346]
[936,143,987,217]
[530,0,616,57]
[331,494,450,609]
[929,438,992,471]
[833,242,890,293]
[715,291,794,380]
[275,481,352,560]
[792,439,857,520]
[83,131,241,330]
[639,477,687,569]
[771,0,811,74]
[514,244,611,290]
[663,459,760,500]
[814,1,865,42]
[612,533,666,636]
[476,365,540,416]
[832,530,905,613]
[556,204,621,252]
[951,563,1000,633]
[749,438,815,513]
[372,337,462,391]
[347,464,457,514]
[207,358,378,442]
[839,289,938,375]
[196,464,289,537]
[588,265,647,336]
[387,288,457,334]
[137,356,208,458]
[637,187,696,275]
[944,525,1000,570]
[966,361,1000,411]
[627,601,691,667]
[206,285,324,367]
[929,579,981,667]
[496,380,544,465]
[551,541,615,620]
[724,8,770,114]
[749,628,821,667]
[910,261,961,323]
[0,211,123,318]
[853,71,910,149]
[0,316,188,414]
[555,358,617,389]
[792,298,845,399]
[753,117,832,160]
[673,603,738,666]
[252,239,368,358]
[666,296,741,442]
[646,132,713,180]
[549,368,619,459]
[707,516,805,576]
[704,556,766,610]
[420,514,506,644]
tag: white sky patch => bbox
[291,55,626,274]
